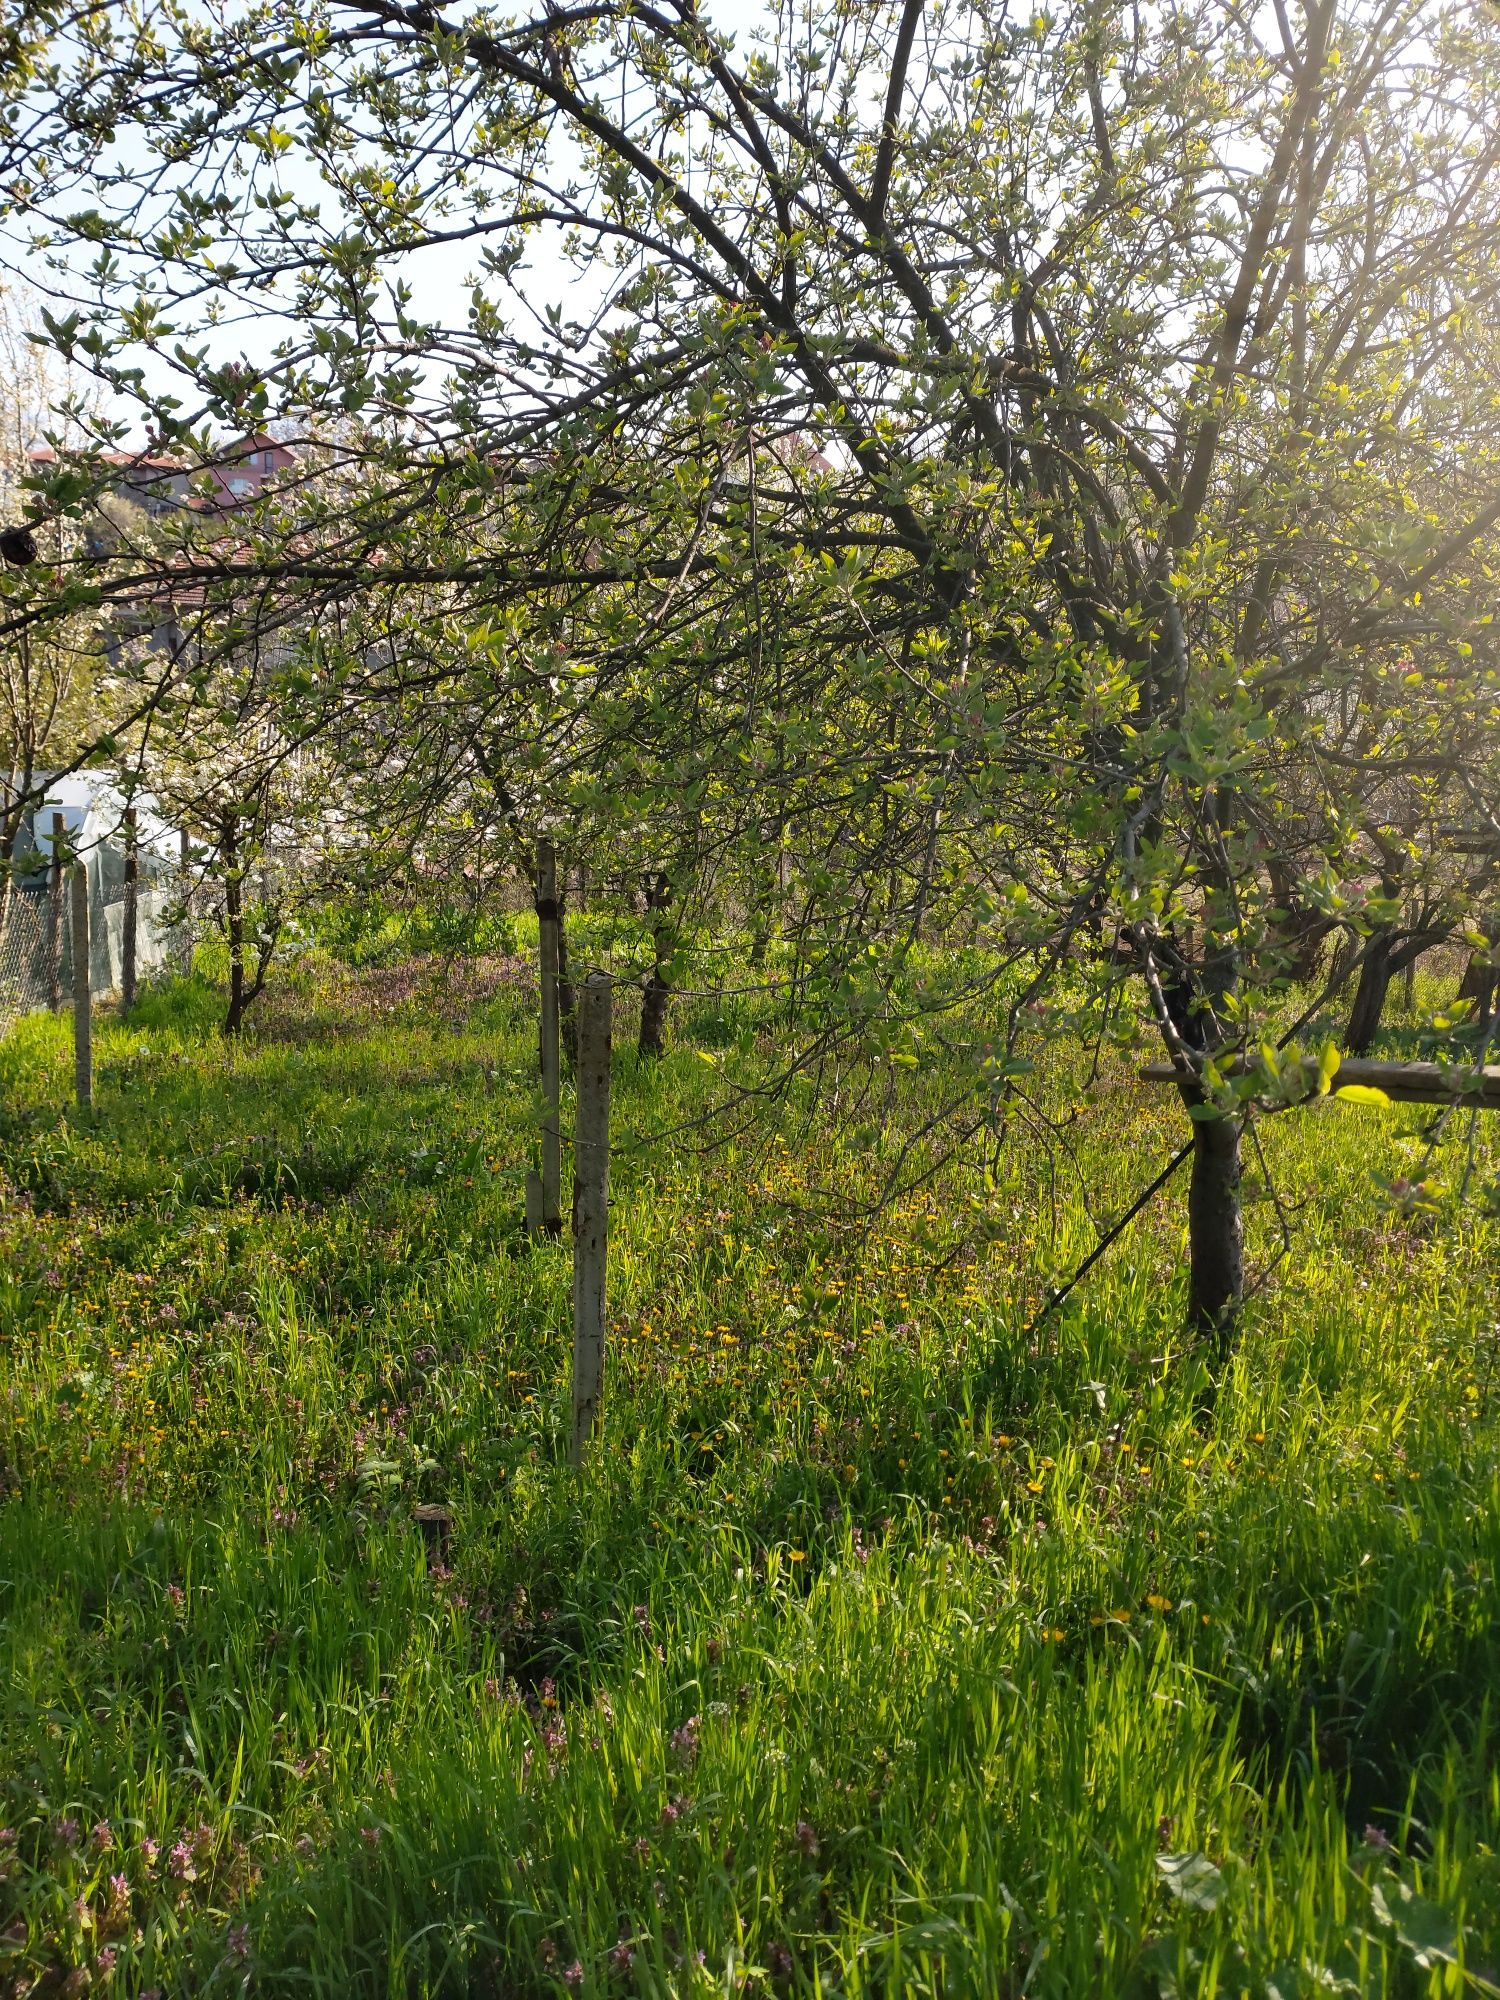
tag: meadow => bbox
[0,940,1497,1998]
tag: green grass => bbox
[0,955,1498,1997]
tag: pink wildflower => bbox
[669,1715,700,1765]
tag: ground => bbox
[0,946,1496,1997]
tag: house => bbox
[28,430,296,523]
[29,445,196,522]
[203,431,297,505]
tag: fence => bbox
[0,865,185,1036]
[0,884,52,1033]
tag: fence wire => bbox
[0,866,188,1038]
[0,882,57,1035]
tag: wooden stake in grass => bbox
[536,837,563,1236]
[71,858,91,1112]
[121,805,138,1017]
[570,971,611,1467]
[46,811,63,1012]
[413,1501,453,1574]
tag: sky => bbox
[10,0,794,448]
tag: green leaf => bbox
[1156,1851,1226,1911]
[1335,1084,1391,1108]
[1139,1936,1200,1998]
[1369,1879,1460,1968]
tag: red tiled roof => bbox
[29,446,190,470]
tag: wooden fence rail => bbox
[1140,1055,1500,1108]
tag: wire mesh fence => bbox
[0,881,58,1035]
[0,865,188,1038]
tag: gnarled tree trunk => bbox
[1459,944,1496,1033]
[638,869,673,1058]
[1344,926,1396,1056]
[1186,1109,1244,1342]
[1345,923,1447,1055]
[219,814,277,1037]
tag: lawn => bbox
[0,949,1497,1997]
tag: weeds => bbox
[0,961,1496,1996]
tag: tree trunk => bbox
[555,881,576,1068]
[638,869,673,1057]
[1345,928,1395,1055]
[120,806,138,1017]
[47,811,64,1011]
[534,837,563,1235]
[222,816,247,1037]
[570,972,612,1467]
[179,826,194,975]
[1187,1111,1243,1340]
[1459,948,1496,1032]
[1324,929,1361,999]
[1263,856,1335,986]
[71,860,92,1112]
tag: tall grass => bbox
[0,956,1496,1996]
